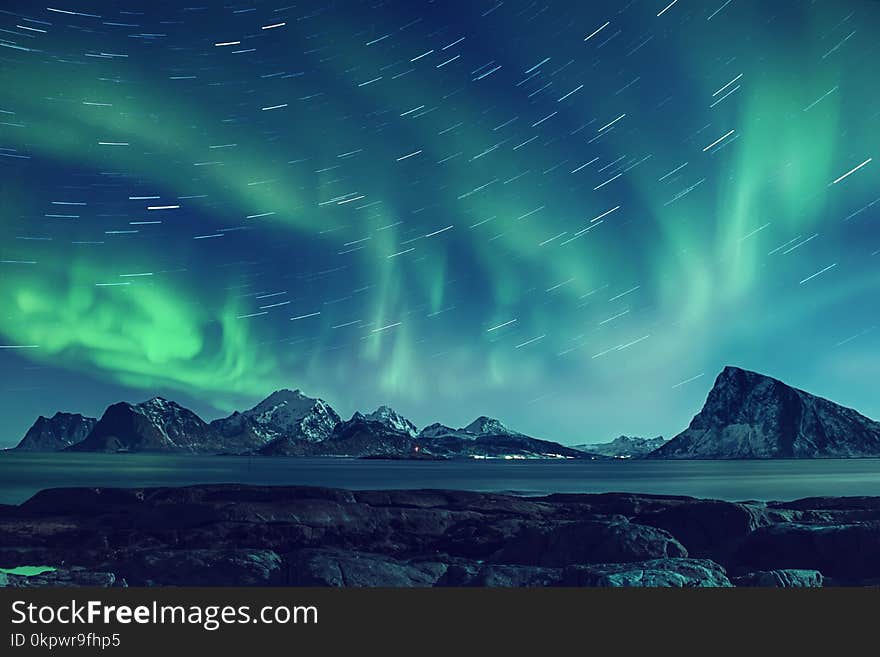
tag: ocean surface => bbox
[2,452,880,505]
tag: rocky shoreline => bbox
[1,484,879,587]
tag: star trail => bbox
[0,0,878,446]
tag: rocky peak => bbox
[650,367,880,459]
[15,412,97,451]
[364,406,418,437]
[68,398,217,453]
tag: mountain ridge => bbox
[15,389,593,460]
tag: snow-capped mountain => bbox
[649,366,880,459]
[364,405,418,437]
[211,389,341,454]
[249,390,341,455]
[69,397,222,453]
[15,412,97,451]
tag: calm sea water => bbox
[1,451,880,505]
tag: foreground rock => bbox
[562,559,732,587]
[733,521,880,581]
[492,519,687,566]
[1,485,879,586]
[732,569,823,588]
[288,550,448,587]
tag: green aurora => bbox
[0,0,878,445]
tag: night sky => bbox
[1,0,878,448]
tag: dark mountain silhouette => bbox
[649,366,880,459]
[68,398,224,453]
[15,412,97,451]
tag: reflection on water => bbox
[2,451,880,504]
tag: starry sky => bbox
[1,0,878,448]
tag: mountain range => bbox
[16,389,594,459]
[574,436,667,458]
[12,365,880,459]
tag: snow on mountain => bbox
[364,405,418,437]
[214,389,341,449]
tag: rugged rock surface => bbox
[650,366,880,459]
[732,569,823,588]
[574,435,666,458]
[2,484,877,587]
[115,549,285,586]
[15,412,97,451]
[636,500,771,558]
[561,559,732,587]
[288,549,447,587]
[733,521,880,581]
[492,519,688,567]
[438,562,563,587]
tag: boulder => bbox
[638,500,769,556]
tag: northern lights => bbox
[0,0,878,447]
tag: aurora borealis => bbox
[0,0,878,447]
